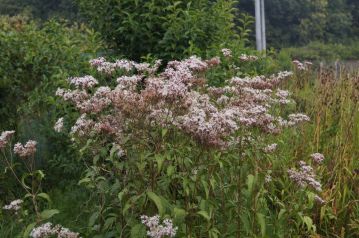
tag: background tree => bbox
[240,0,358,47]
[0,0,79,20]
[76,0,242,60]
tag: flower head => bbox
[0,130,15,149]
[3,199,23,212]
[13,140,37,158]
[141,215,177,238]
[311,153,325,164]
[288,161,322,192]
[30,223,80,238]
[221,48,232,57]
[54,117,64,132]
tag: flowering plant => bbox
[0,130,62,236]
[54,54,316,237]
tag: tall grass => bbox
[281,67,359,237]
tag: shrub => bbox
[0,15,103,184]
[53,54,324,237]
[76,0,245,60]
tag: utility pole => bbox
[255,0,266,51]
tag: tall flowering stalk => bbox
[0,130,52,223]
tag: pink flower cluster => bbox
[0,130,15,149]
[56,55,307,148]
[141,215,177,238]
[288,161,322,192]
[311,153,325,164]
[90,57,162,75]
[13,140,37,158]
[30,223,80,238]
[68,75,98,89]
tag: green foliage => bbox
[77,0,244,60]
[0,15,103,187]
[280,41,359,61]
[0,0,79,21]
[279,67,359,237]
[240,0,359,48]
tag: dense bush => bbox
[0,15,103,185]
[77,0,248,60]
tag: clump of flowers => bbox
[89,57,162,75]
[68,75,98,89]
[311,153,325,164]
[13,140,37,158]
[54,117,64,132]
[0,130,15,149]
[285,113,311,126]
[288,161,322,192]
[56,55,309,148]
[30,222,80,238]
[141,215,177,238]
[263,143,277,153]
[3,199,23,213]
[239,54,258,62]
[265,174,272,183]
[55,55,308,149]
[292,60,312,71]
[221,48,232,57]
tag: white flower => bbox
[141,215,178,238]
[30,223,80,238]
[263,143,277,153]
[54,117,64,132]
[3,199,23,211]
[221,48,232,57]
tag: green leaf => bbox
[89,211,99,227]
[173,207,187,222]
[130,224,146,238]
[161,128,168,137]
[23,222,36,238]
[278,209,286,220]
[303,216,316,232]
[104,217,116,230]
[201,178,209,199]
[155,155,165,173]
[40,209,60,220]
[167,165,175,176]
[256,212,266,237]
[147,191,165,216]
[246,174,255,195]
[21,173,31,190]
[78,177,91,185]
[37,193,51,203]
[33,170,45,180]
[118,188,127,202]
[197,210,210,221]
